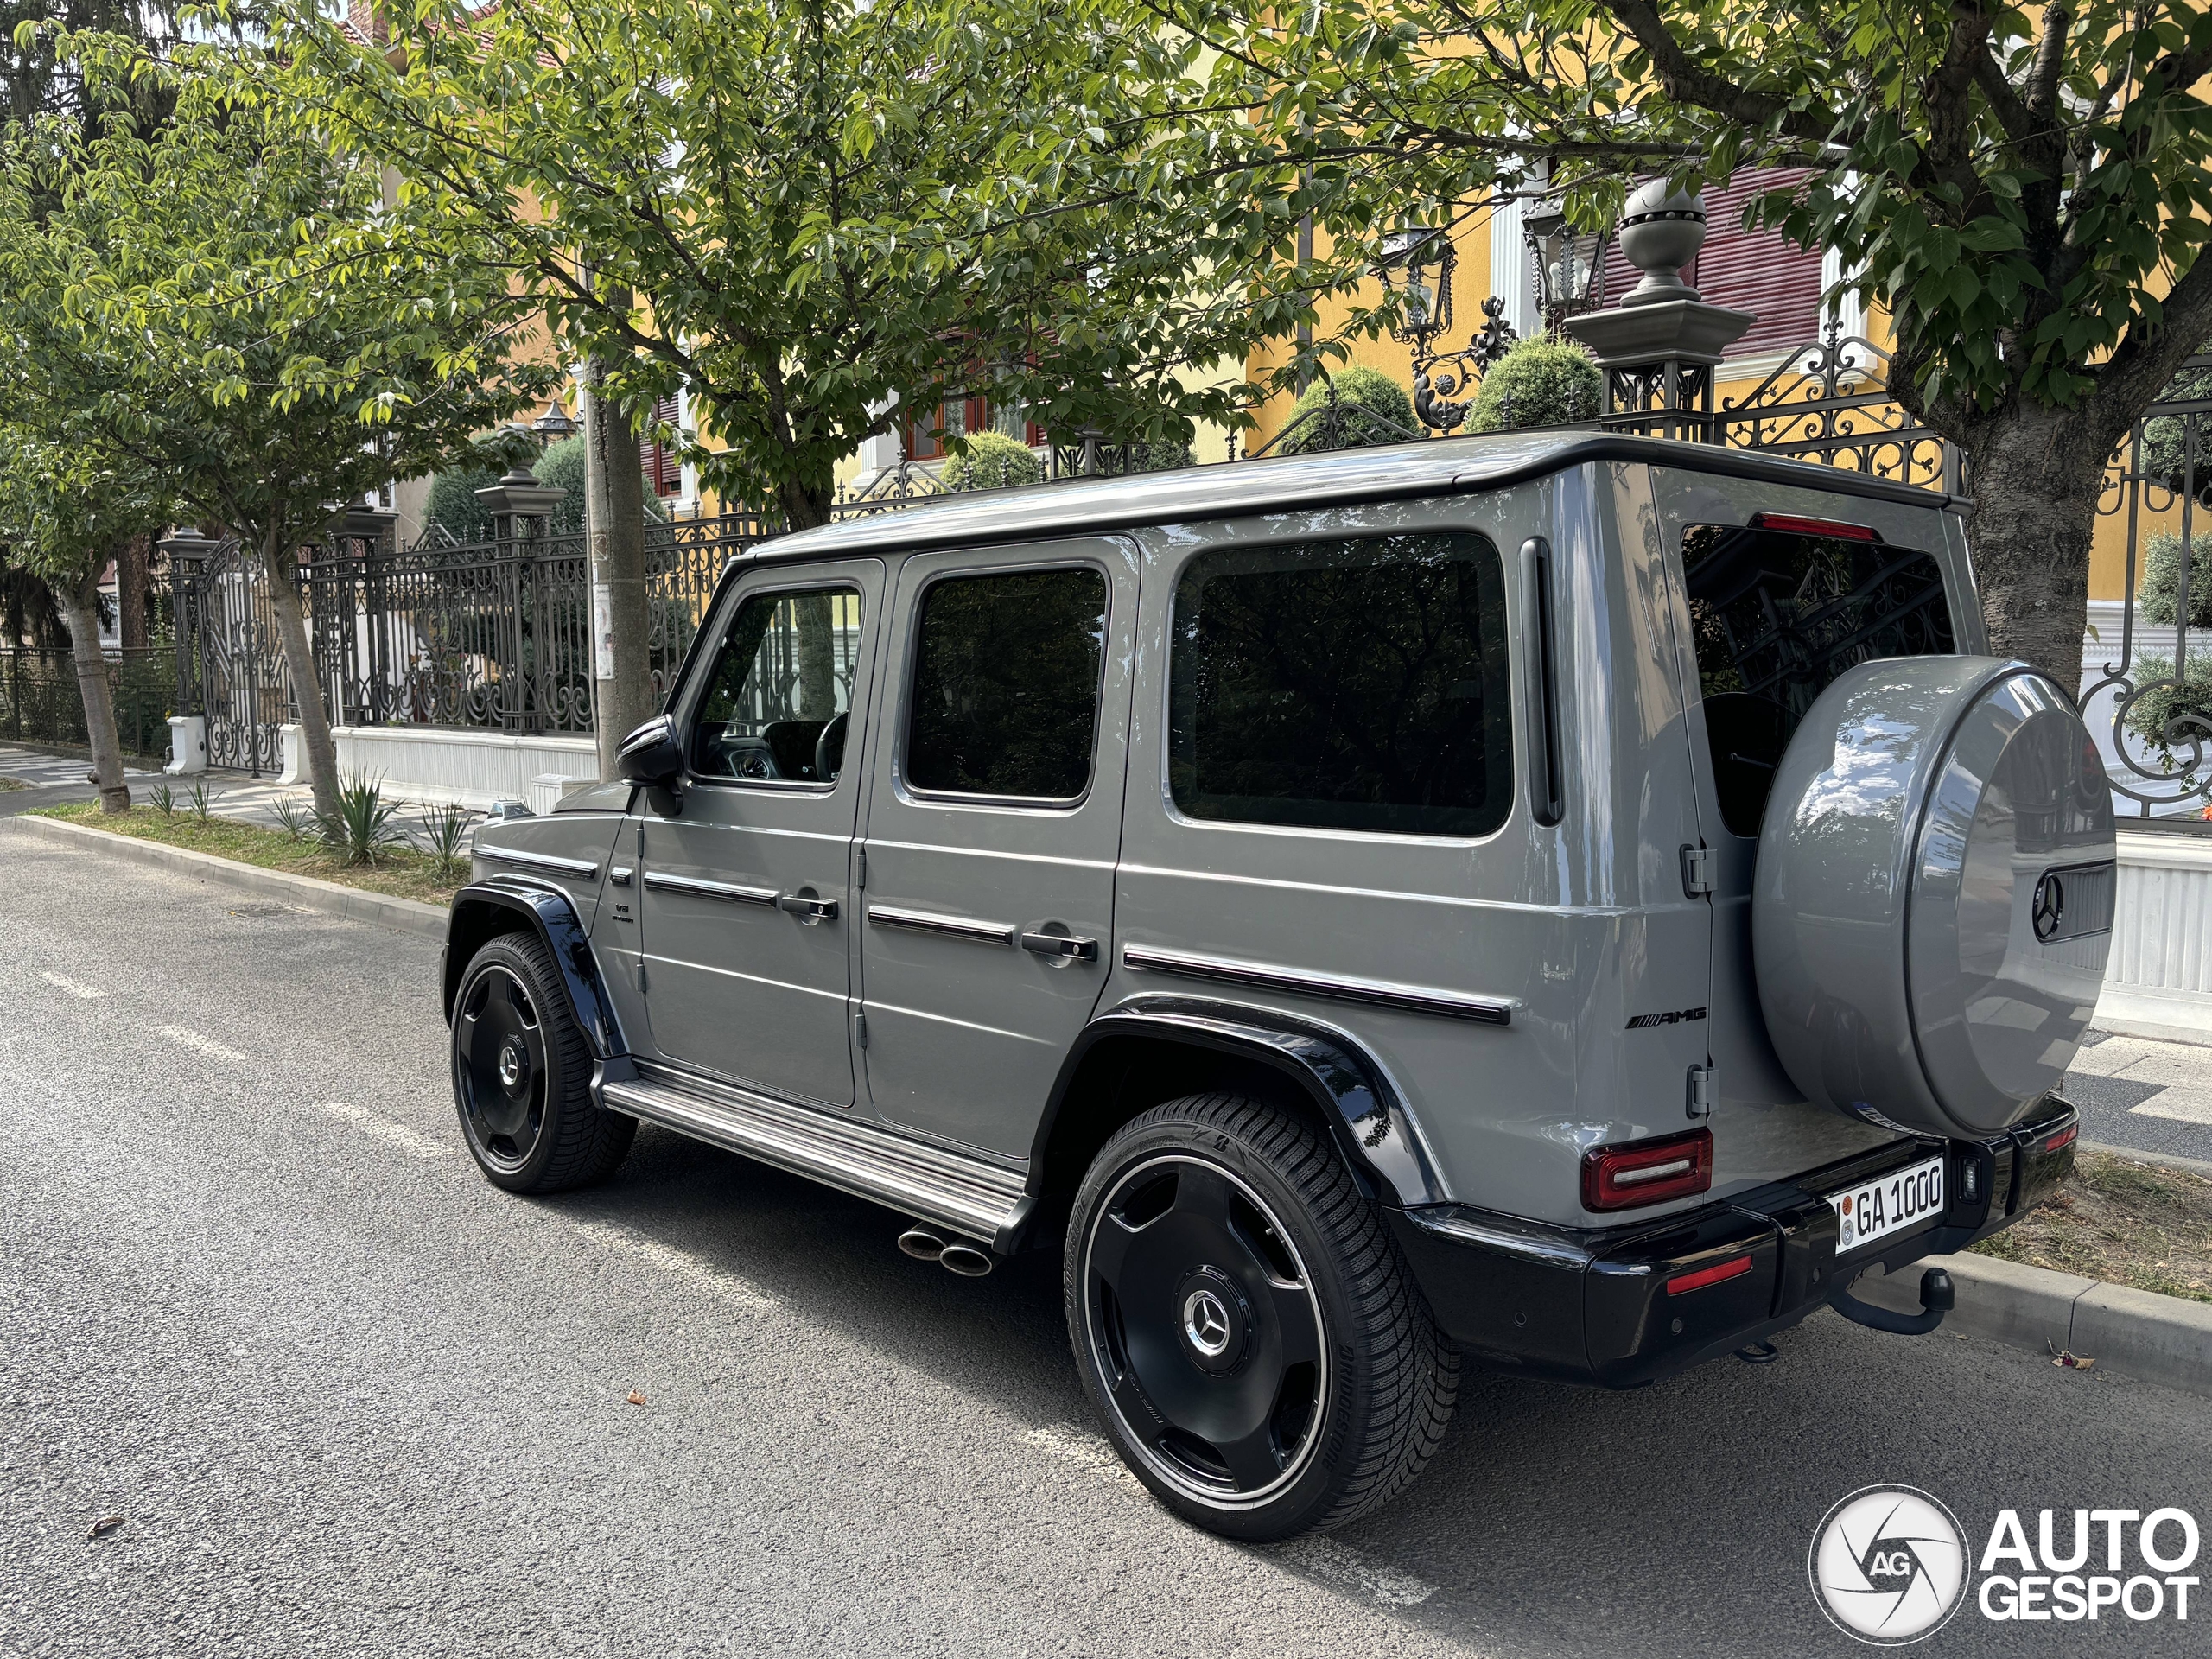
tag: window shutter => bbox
[1594,168,1824,362]
[639,397,683,496]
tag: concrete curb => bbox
[1855,1251,2212,1398]
[5,812,449,941]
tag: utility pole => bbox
[579,309,653,777]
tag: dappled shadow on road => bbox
[534,1125,2212,1659]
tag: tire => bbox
[450,931,635,1193]
[1064,1093,1458,1540]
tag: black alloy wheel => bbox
[1084,1154,1328,1504]
[1065,1094,1459,1541]
[457,963,550,1173]
[449,931,636,1193]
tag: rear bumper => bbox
[1391,1096,2079,1389]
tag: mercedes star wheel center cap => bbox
[1183,1287,1232,1357]
[499,1041,524,1090]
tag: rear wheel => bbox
[451,932,634,1192]
[1065,1094,1457,1540]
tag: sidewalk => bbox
[2066,1030,2212,1166]
[0,742,474,852]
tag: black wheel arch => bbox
[1025,995,1444,1243]
[443,878,629,1063]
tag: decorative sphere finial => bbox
[1617,180,1708,307]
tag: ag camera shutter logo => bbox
[1810,1485,1971,1644]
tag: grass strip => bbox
[30,802,467,906]
[1973,1148,2212,1303]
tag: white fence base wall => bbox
[327,725,600,810]
[2099,832,2212,1045]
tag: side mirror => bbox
[616,714,685,789]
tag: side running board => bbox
[600,1065,1030,1249]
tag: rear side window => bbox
[906,565,1108,800]
[1685,519,1955,836]
[1169,531,1513,837]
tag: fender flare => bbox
[443,878,629,1063]
[1033,993,1446,1208]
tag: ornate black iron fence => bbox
[169,510,772,756]
[1,646,176,759]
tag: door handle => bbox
[1020,930,1098,963]
[776,891,839,924]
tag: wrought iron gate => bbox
[170,537,293,776]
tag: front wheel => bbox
[450,931,635,1192]
[1064,1094,1458,1540]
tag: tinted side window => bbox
[1685,522,1955,836]
[906,566,1107,799]
[1169,531,1513,837]
[690,585,861,782]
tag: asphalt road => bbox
[4,825,2210,1659]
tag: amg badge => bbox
[1625,1007,1707,1030]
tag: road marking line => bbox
[1273,1535,1439,1607]
[2130,1097,2212,1126]
[39,971,103,999]
[1022,1424,1144,1491]
[156,1024,248,1064]
[570,1218,780,1311]
[321,1102,452,1160]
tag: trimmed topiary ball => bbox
[1275,366,1418,454]
[1464,336,1602,434]
[941,429,1043,491]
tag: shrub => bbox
[148,783,176,817]
[2123,656,2212,769]
[941,429,1043,492]
[272,794,316,844]
[427,434,669,543]
[1274,366,1418,454]
[186,779,215,824]
[2135,533,2212,631]
[1465,336,1603,434]
[318,773,406,867]
[418,802,474,880]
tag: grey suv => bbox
[443,431,2110,1540]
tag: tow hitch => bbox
[1829,1267,1955,1336]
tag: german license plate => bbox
[1830,1156,1946,1255]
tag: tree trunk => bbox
[582,351,654,773]
[257,527,341,820]
[1955,406,2113,696]
[58,565,130,813]
[777,474,833,533]
[116,531,150,652]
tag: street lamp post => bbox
[1373,225,1519,433]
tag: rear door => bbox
[855,537,1138,1158]
[634,559,882,1106]
[1648,467,1967,1124]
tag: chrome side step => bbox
[601,1065,1029,1248]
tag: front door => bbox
[636,559,882,1106]
[855,538,1139,1157]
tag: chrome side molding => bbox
[602,1065,1027,1246]
[1121,944,1517,1026]
[474,846,600,879]
[643,870,778,906]
[867,905,1018,947]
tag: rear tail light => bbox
[1581,1128,1713,1212]
[1749,511,1880,543]
[1665,1253,1754,1296]
[2040,1123,2078,1154]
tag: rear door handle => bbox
[1019,931,1098,963]
[775,891,839,924]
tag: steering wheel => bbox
[814,712,849,783]
[721,734,781,780]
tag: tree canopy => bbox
[269,0,1309,528]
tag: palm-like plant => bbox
[317,773,405,867]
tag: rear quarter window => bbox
[1168,530,1513,838]
[1685,518,1955,836]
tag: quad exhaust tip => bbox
[897,1226,995,1277]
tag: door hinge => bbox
[1687,1063,1716,1121]
[853,1007,868,1049]
[1680,844,1714,899]
[855,846,867,890]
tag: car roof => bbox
[753,429,1956,564]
